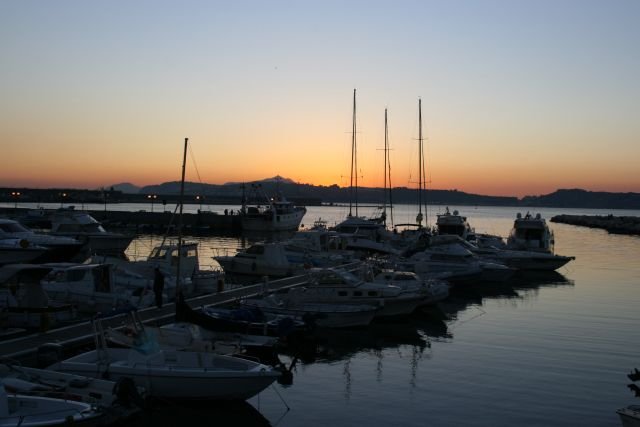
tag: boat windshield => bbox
[0,222,31,233]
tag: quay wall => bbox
[0,207,241,233]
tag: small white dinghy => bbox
[0,380,104,427]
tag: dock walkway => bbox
[0,266,361,363]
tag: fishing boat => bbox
[240,184,306,232]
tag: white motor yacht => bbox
[0,238,47,265]
[0,219,83,262]
[41,262,155,313]
[435,207,475,242]
[48,207,134,256]
[214,242,304,280]
[284,268,426,318]
[506,212,555,252]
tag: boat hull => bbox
[242,299,377,328]
[50,348,279,401]
[241,208,306,232]
[618,405,640,427]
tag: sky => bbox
[1,0,639,198]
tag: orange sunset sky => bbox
[1,1,639,198]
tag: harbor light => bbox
[147,194,158,212]
[10,191,20,209]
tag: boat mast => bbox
[175,137,188,299]
[420,99,428,227]
[383,108,394,228]
[349,88,358,217]
[416,99,424,228]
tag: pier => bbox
[551,214,640,236]
[0,262,362,365]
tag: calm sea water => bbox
[5,202,640,426]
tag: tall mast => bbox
[175,137,188,299]
[382,109,387,226]
[349,88,358,217]
[383,108,394,228]
[417,99,422,227]
[421,99,428,226]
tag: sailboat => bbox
[394,98,430,242]
[332,90,396,255]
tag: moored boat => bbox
[241,294,378,328]
[240,186,306,232]
[48,310,281,401]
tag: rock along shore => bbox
[550,214,640,236]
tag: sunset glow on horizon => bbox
[2,1,639,199]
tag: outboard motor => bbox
[113,377,146,409]
[36,343,63,368]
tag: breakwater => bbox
[551,214,640,236]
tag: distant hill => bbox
[138,179,518,206]
[223,175,296,186]
[3,182,639,209]
[109,182,141,194]
[521,189,640,210]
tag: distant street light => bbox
[196,195,204,211]
[60,192,67,208]
[147,194,158,212]
[10,191,20,210]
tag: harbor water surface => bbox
[13,203,640,426]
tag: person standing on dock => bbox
[153,267,165,308]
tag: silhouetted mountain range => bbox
[521,189,640,209]
[109,177,640,209]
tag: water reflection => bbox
[444,271,574,315]
[121,400,271,427]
